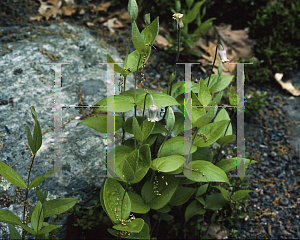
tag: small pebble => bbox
[279,197,289,206]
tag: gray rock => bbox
[0,22,136,239]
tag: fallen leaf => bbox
[202,222,228,239]
[153,34,172,49]
[89,1,111,13]
[208,24,256,60]
[37,0,62,21]
[196,39,237,74]
[61,5,76,16]
[116,9,131,21]
[86,22,95,27]
[102,17,125,33]
[274,73,300,96]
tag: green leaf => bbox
[193,120,230,147]
[107,220,149,239]
[214,108,232,136]
[103,178,131,224]
[193,107,217,128]
[185,200,206,222]
[128,191,150,214]
[172,112,185,136]
[195,184,209,197]
[33,120,42,155]
[29,164,69,189]
[76,115,124,133]
[123,158,135,182]
[229,85,238,106]
[209,90,223,106]
[144,13,150,25]
[36,187,46,204]
[151,155,185,173]
[213,186,230,201]
[8,224,22,239]
[42,198,78,218]
[156,205,171,214]
[37,225,62,235]
[112,218,144,233]
[0,161,27,188]
[93,95,135,113]
[169,71,176,83]
[136,92,179,110]
[132,21,146,54]
[26,125,35,156]
[132,117,143,144]
[186,0,194,9]
[209,75,234,94]
[217,134,236,147]
[185,160,230,184]
[106,54,126,75]
[199,78,212,106]
[166,106,175,130]
[141,174,180,210]
[233,190,254,202]
[168,187,196,206]
[205,193,228,210]
[0,209,22,225]
[186,1,204,23]
[216,158,257,173]
[192,147,212,162]
[31,201,43,232]
[195,196,205,206]
[218,60,222,76]
[157,136,197,158]
[128,0,138,22]
[141,118,155,142]
[124,49,149,73]
[193,18,215,38]
[30,106,38,122]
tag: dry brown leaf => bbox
[93,17,107,25]
[38,0,62,21]
[208,24,256,60]
[203,222,228,239]
[79,8,85,15]
[116,9,131,21]
[86,22,95,27]
[102,17,125,33]
[29,15,44,22]
[153,34,172,49]
[197,40,237,74]
[274,73,300,96]
[89,1,111,13]
[61,5,76,16]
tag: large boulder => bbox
[0,22,135,239]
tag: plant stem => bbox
[22,154,36,240]
[121,76,127,144]
[207,45,220,88]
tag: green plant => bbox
[164,0,215,58]
[71,0,258,239]
[205,0,300,83]
[244,90,268,118]
[0,107,78,239]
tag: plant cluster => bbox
[205,0,300,83]
[164,0,216,58]
[0,0,258,239]
[244,90,268,118]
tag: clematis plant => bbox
[0,0,257,239]
[73,0,258,239]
